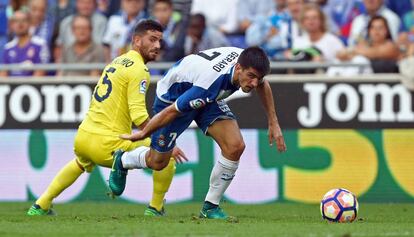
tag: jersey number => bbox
[94,67,116,102]
[168,132,177,148]
[197,51,221,61]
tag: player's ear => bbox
[235,63,242,72]
[132,34,141,47]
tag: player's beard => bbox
[143,48,159,62]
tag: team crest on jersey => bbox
[158,135,166,147]
[139,80,147,94]
[189,98,206,109]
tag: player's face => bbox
[237,66,263,93]
[134,30,163,62]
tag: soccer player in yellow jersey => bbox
[27,20,186,216]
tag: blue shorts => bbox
[150,97,236,152]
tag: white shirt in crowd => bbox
[191,0,239,33]
[103,13,145,59]
[293,32,345,62]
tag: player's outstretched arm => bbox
[256,80,287,152]
[120,104,180,141]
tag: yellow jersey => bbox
[79,50,150,136]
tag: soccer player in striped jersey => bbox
[113,46,287,219]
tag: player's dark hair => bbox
[134,19,164,35]
[237,47,270,77]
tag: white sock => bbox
[205,155,239,205]
[121,146,149,169]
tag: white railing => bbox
[0,73,405,83]
[0,61,372,71]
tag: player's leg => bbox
[196,101,244,219]
[27,131,95,216]
[109,102,195,199]
[117,138,177,215]
[27,159,86,216]
[145,157,176,216]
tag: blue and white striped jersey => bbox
[156,47,244,112]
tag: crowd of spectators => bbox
[1,0,414,76]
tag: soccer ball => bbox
[320,188,359,223]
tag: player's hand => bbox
[269,123,287,153]
[119,131,145,141]
[172,146,188,164]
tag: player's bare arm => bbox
[121,104,181,141]
[256,80,287,152]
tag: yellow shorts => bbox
[73,128,150,172]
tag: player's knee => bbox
[223,140,245,159]
[149,159,169,171]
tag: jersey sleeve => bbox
[175,86,212,113]
[127,67,150,127]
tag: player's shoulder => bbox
[110,51,149,78]
[204,46,244,54]
[184,47,243,65]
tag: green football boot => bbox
[144,206,165,217]
[199,201,228,219]
[109,150,128,196]
[27,204,56,216]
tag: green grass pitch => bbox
[1,202,413,236]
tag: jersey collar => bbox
[128,50,145,64]
[229,66,240,90]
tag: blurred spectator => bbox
[49,0,75,30]
[60,15,104,76]
[384,0,412,21]
[323,0,364,40]
[237,0,274,33]
[191,0,239,34]
[28,0,55,48]
[0,0,8,63]
[306,0,340,35]
[397,31,412,59]
[102,0,146,60]
[336,16,399,73]
[291,4,344,62]
[349,0,401,46]
[7,0,29,13]
[151,0,186,61]
[184,13,230,55]
[0,10,49,77]
[96,0,109,15]
[245,0,304,60]
[55,0,107,61]
[149,0,192,16]
[96,0,122,17]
